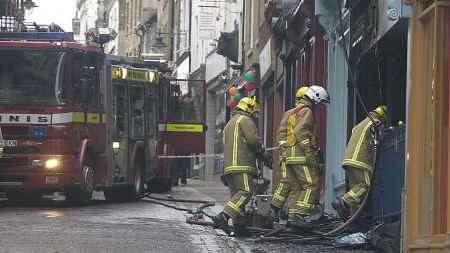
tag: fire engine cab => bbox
[0,25,157,203]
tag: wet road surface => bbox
[0,191,243,253]
[0,186,375,253]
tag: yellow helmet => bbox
[295,86,309,101]
[374,105,387,121]
[236,97,260,114]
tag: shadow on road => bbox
[0,191,125,208]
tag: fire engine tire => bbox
[145,177,172,193]
[65,165,94,205]
[104,160,145,202]
[103,185,136,202]
[6,191,41,204]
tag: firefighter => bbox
[270,86,310,223]
[213,96,270,236]
[332,105,387,220]
[273,85,329,227]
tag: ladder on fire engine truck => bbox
[0,21,73,42]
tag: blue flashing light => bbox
[0,32,74,42]
[31,125,48,140]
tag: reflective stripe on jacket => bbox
[223,111,263,175]
[342,114,382,172]
[277,110,289,158]
[280,99,318,165]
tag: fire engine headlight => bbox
[45,159,60,169]
[112,141,120,150]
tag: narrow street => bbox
[0,180,373,253]
[0,0,448,252]
[0,188,237,253]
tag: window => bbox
[130,87,145,139]
[112,85,128,138]
[0,50,67,105]
[146,86,158,138]
[169,80,205,123]
[72,53,101,108]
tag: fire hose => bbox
[254,129,382,245]
[141,183,370,246]
[145,135,381,246]
[140,192,215,218]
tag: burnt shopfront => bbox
[347,0,410,240]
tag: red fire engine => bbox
[157,79,206,187]
[0,26,163,203]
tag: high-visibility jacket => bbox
[278,99,318,165]
[277,110,289,158]
[223,111,263,175]
[342,113,383,172]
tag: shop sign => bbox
[259,39,271,78]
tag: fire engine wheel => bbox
[104,165,143,202]
[7,191,42,204]
[65,165,94,204]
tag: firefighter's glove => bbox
[304,154,318,168]
[278,141,288,149]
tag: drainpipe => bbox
[241,0,245,68]
[188,0,192,77]
[170,0,175,61]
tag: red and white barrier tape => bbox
[158,146,279,159]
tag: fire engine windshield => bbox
[0,50,67,105]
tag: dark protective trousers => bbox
[283,164,321,219]
[223,172,255,223]
[341,166,371,208]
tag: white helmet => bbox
[304,85,330,105]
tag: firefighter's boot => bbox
[213,212,232,235]
[286,215,311,228]
[332,198,351,220]
[233,224,252,238]
[270,205,281,223]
